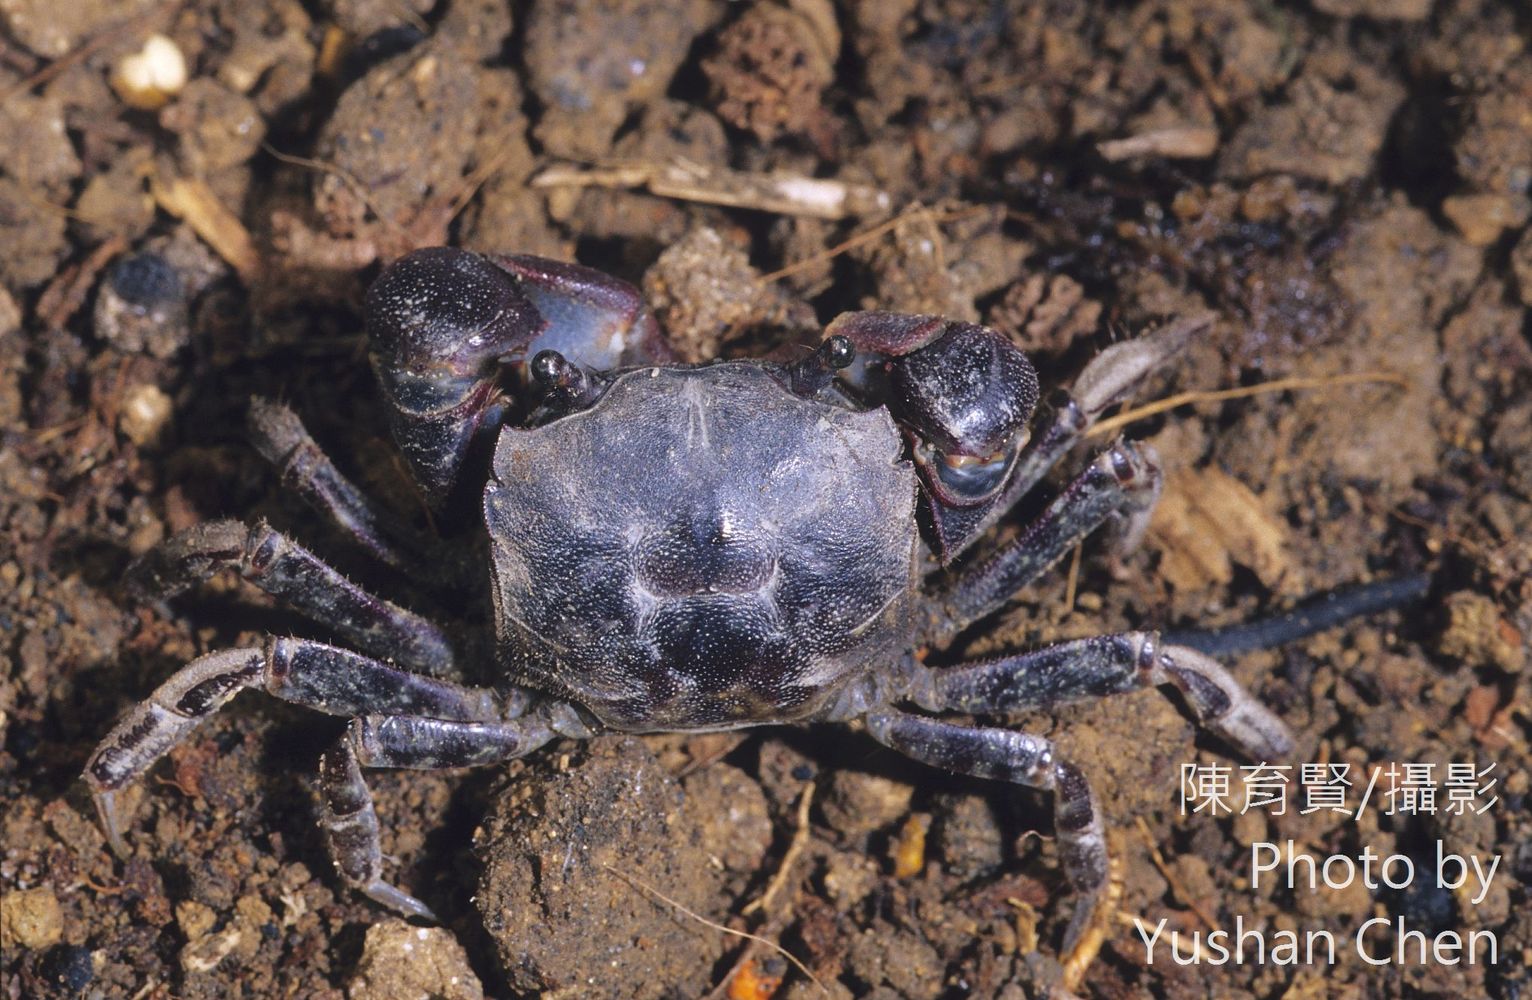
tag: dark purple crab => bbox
[85,246,1292,951]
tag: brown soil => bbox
[2,1,1529,998]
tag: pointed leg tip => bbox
[92,788,131,859]
[365,879,439,923]
[1059,887,1111,991]
[1216,704,1297,762]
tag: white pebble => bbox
[111,35,188,111]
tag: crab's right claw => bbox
[367,248,669,509]
[827,311,1040,504]
[366,247,546,508]
[827,311,1042,562]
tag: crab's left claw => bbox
[495,253,672,372]
[826,311,1040,557]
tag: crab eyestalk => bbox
[529,349,611,416]
[784,334,855,397]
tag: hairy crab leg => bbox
[84,638,518,854]
[927,439,1162,644]
[130,519,455,675]
[321,712,564,920]
[907,632,1295,762]
[863,711,1106,950]
[888,632,1295,977]
[247,398,444,579]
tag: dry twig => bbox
[1087,371,1409,440]
[759,204,988,284]
[1097,126,1219,161]
[534,159,890,220]
[35,236,128,330]
[1133,816,1218,931]
[149,171,260,282]
[708,781,820,999]
[602,864,824,994]
[741,780,816,918]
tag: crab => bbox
[85,246,1293,955]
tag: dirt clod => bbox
[348,919,484,1000]
[0,0,158,58]
[0,886,64,951]
[987,273,1102,356]
[931,793,1004,882]
[1440,590,1527,674]
[704,2,836,143]
[642,225,815,361]
[475,737,727,998]
[523,0,718,160]
[1442,192,1532,247]
[819,769,914,841]
[1219,52,1405,185]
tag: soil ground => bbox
[2,1,1530,998]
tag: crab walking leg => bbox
[864,711,1106,947]
[941,315,1209,560]
[131,520,454,675]
[928,440,1162,643]
[248,398,438,577]
[909,633,1295,761]
[321,713,560,920]
[84,638,516,853]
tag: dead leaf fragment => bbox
[150,169,260,283]
[1149,465,1300,594]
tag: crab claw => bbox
[826,309,1042,565]
[367,247,544,507]
[367,248,673,507]
[827,312,1039,500]
[495,253,672,372]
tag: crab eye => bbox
[783,335,858,397]
[530,349,568,386]
[824,335,855,370]
[528,349,609,415]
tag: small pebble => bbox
[111,34,189,111]
[891,812,931,878]
[93,251,191,357]
[118,383,173,446]
[41,944,94,994]
[1442,192,1532,247]
[819,769,914,839]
